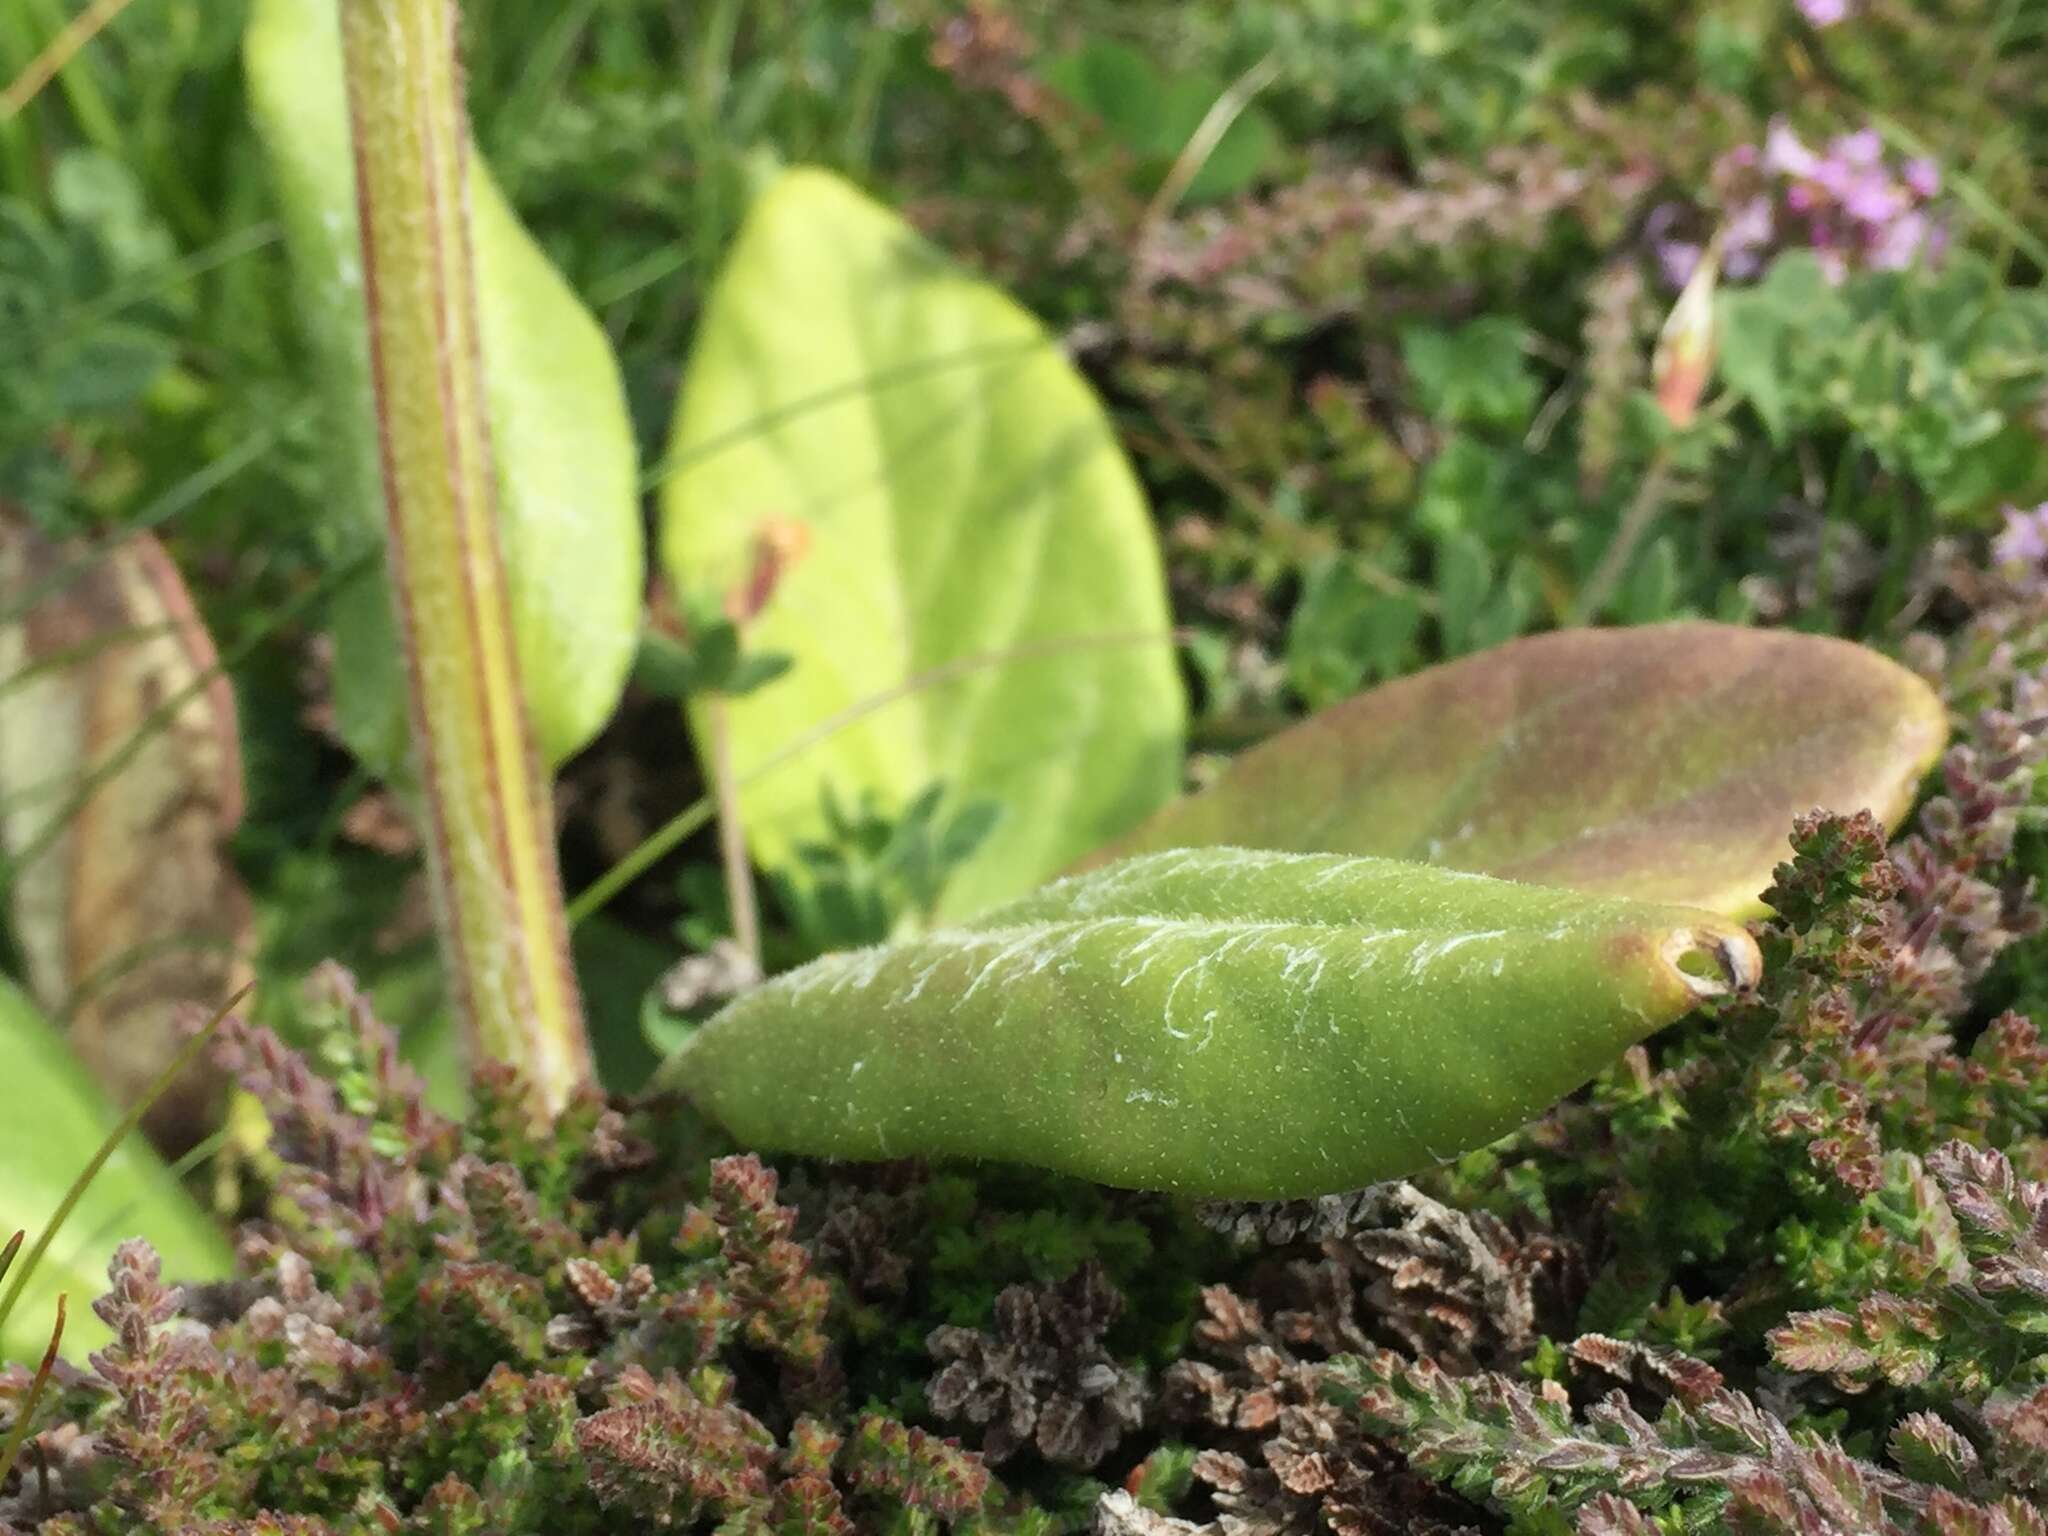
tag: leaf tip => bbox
[1661,924,1763,1003]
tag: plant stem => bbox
[0,0,136,125]
[0,1293,62,1493]
[339,0,589,1112]
[1573,446,1674,625]
[707,697,762,969]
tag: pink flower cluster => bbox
[1655,121,1945,288]
[1796,0,1854,26]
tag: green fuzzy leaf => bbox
[658,168,1186,920]
[1091,624,1947,918]
[662,848,1760,1198]
[245,0,644,773]
[0,977,229,1361]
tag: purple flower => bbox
[1841,171,1906,225]
[1994,504,2048,569]
[1869,208,1931,271]
[1764,120,1817,179]
[1797,0,1853,24]
[1665,116,1946,290]
[1657,240,1704,289]
[1723,197,1775,278]
[1809,156,1855,200]
[1833,129,1884,169]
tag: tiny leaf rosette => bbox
[660,848,1760,1199]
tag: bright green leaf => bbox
[662,848,1760,1198]
[0,977,229,1361]
[1403,318,1539,433]
[659,168,1186,920]
[1090,624,1948,918]
[245,0,643,773]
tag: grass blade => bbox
[0,1293,64,1493]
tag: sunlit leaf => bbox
[0,977,229,1361]
[0,514,250,1151]
[659,168,1186,919]
[1091,624,1947,917]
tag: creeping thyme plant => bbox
[3,567,2045,1533]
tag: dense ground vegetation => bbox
[6,0,2048,1531]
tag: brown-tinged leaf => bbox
[1088,624,1946,917]
[0,513,251,1150]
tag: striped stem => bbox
[339,0,589,1113]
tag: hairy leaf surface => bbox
[664,849,1760,1198]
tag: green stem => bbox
[339,0,589,1113]
[0,1292,62,1493]
[707,697,762,969]
[1572,446,1674,625]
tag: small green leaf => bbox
[1286,556,1423,708]
[1039,42,1160,148]
[723,651,794,698]
[659,168,1186,920]
[0,977,229,1360]
[1435,530,1493,657]
[632,629,705,700]
[245,0,643,773]
[1403,319,1539,433]
[1091,624,1948,918]
[662,849,1760,1198]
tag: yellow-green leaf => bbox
[662,848,1760,1198]
[659,168,1186,920]
[0,976,229,1360]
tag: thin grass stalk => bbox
[0,1294,63,1492]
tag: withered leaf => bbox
[0,513,251,1151]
